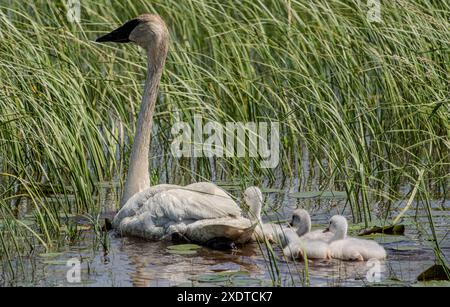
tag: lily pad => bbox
[389,245,421,252]
[39,252,63,259]
[42,259,69,266]
[167,244,201,251]
[167,250,198,255]
[174,282,195,287]
[231,278,263,286]
[260,188,285,193]
[360,234,406,244]
[167,244,201,255]
[190,274,229,283]
[289,191,347,199]
[189,270,250,284]
[216,270,250,278]
[210,263,241,272]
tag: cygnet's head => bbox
[323,215,348,240]
[289,209,312,236]
[96,14,169,56]
[243,186,263,222]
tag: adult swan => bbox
[96,14,255,246]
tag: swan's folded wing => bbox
[113,184,180,228]
[285,239,330,260]
[184,182,232,200]
[301,229,334,243]
[186,217,254,243]
[348,238,387,260]
[145,189,242,225]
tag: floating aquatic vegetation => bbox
[167,244,202,255]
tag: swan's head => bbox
[323,215,348,240]
[289,209,311,236]
[96,14,169,55]
[243,187,263,222]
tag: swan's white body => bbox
[281,209,334,260]
[113,183,254,243]
[112,184,179,228]
[301,230,333,242]
[113,182,235,228]
[253,223,295,248]
[325,215,387,261]
[283,239,330,260]
[328,238,386,261]
[98,15,255,244]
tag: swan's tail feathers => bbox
[196,223,256,244]
[362,246,387,261]
[185,218,255,244]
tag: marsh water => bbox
[1,183,448,287]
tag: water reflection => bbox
[117,237,262,287]
[0,185,448,287]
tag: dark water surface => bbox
[1,187,448,287]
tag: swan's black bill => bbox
[323,228,330,233]
[96,19,140,43]
[288,216,295,227]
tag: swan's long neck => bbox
[121,46,168,207]
[296,215,311,237]
[331,223,347,241]
[248,198,263,223]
